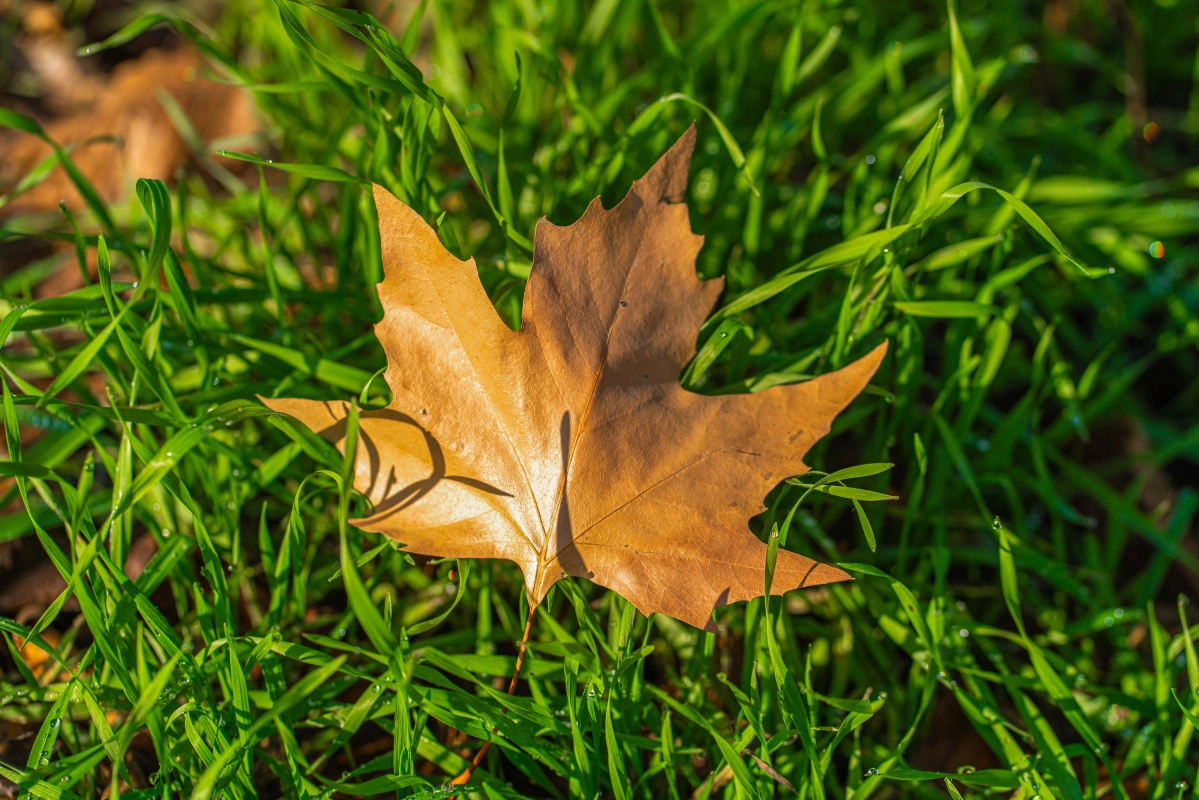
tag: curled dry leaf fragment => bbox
[264,126,886,630]
[13,627,58,679]
[0,47,257,215]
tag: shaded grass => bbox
[0,0,1198,799]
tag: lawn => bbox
[0,0,1197,798]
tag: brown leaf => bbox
[15,2,103,114]
[264,126,886,630]
[1,47,257,214]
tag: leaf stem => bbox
[450,605,536,786]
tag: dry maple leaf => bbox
[264,126,886,631]
[1,47,256,216]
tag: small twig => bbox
[450,607,536,786]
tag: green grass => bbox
[1,0,1198,798]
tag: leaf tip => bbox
[634,123,698,204]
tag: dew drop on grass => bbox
[48,718,60,729]
[865,768,879,776]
